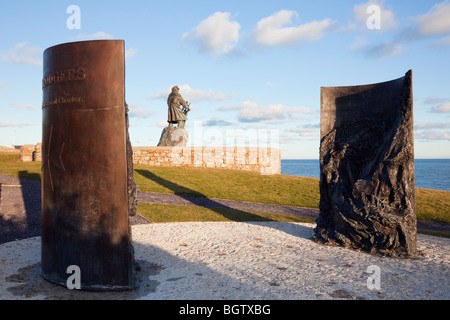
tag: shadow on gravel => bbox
[0,171,41,245]
[19,171,42,240]
[3,227,315,300]
[5,259,162,300]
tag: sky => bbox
[0,0,449,159]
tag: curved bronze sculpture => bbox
[41,40,138,290]
[315,70,417,257]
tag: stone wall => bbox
[19,143,41,162]
[34,143,42,161]
[18,144,281,175]
[19,145,35,162]
[133,146,281,175]
[0,146,20,154]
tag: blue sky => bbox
[0,0,449,159]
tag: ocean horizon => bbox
[281,159,450,192]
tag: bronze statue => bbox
[167,86,190,128]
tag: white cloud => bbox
[125,48,138,60]
[127,102,153,118]
[286,127,319,137]
[432,102,450,113]
[156,121,167,128]
[10,102,35,110]
[203,119,233,127]
[424,97,447,105]
[0,82,5,88]
[149,84,231,102]
[182,12,241,55]
[414,120,450,141]
[350,36,370,50]
[221,100,315,123]
[265,81,278,87]
[364,41,404,58]
[415,122,450,129]
[393,2,450,46]
[1,42,42,66]
[0,120,30,127]
[415,130,450,141]
[430,35,450,47]
[0,121,14,127]
[278,133,303,144]
[414,1,450,36]
[252,10,335,46]
[353,1,398,32]
[129,107,152,119]
[352,39,404,58]
[72,31,113,41]
[348,2,404,58]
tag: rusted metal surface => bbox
[315,70,417,257]
[41,40,137,290]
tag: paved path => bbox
[139,192,319,218]
[0,174,149,244]
[0,175,41,244]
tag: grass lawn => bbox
[1,153,449,231]
[133,165,320,209]
[0,153,42,181]
[134,165,450,225]
[415,188,450,224]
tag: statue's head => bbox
[171,86,179,93]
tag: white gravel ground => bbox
[0,222,449,300]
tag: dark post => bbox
[41,40,138,290]
[315,70,417,257]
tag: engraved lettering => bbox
[42,67,86,88]
[76,67,86,80]
[58,70,66,82]
[42,96,83,108]
[68,68,76,81]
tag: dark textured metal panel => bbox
[41,40,137,290]
[315,70,417,257]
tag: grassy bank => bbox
[0,153,41,181]
[1,153,449,227]
[134,165,320,209]
[133,165,450,225]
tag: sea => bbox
[281,159,450,192]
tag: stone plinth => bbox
[157,126,189,147]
